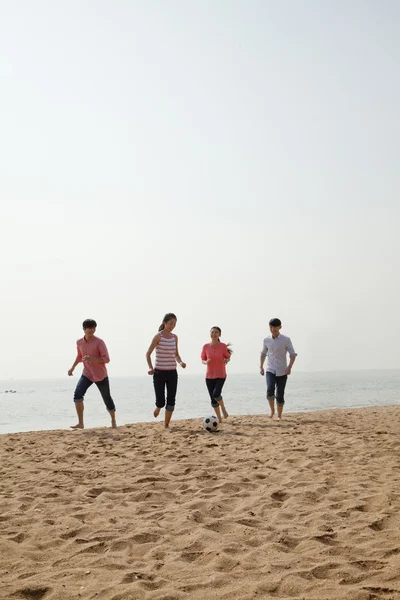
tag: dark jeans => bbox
[73,375,116,412]
[153,369,178,412]
[266,372,288,405]
[206,378,226,407]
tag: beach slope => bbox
[1,406,400,600]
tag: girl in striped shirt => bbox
[146,313,186,429]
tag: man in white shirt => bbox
[260,318,297,420]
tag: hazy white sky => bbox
[1,0,399,379]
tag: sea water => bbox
[0,370,399,435]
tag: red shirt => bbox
[201,342,231,379]
[76,335,110,382]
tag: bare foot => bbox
[70,424,84,429]
[222,411,229,419]
[154,407,161,418]
[111,421,117,429]
[268,414,275,419]
[218,418,223,424]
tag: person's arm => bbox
[285,338,297,375]
[146,334,160,374]
[223,344,231,365]
[83,340,110,364]
[285,355,296,375]
[68,356,81,376]
[260,341,267,376]
[201,345,210,365]
[68,345,82,376]
[175,336,186,368]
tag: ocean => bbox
[0,370,399,435]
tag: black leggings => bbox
[153,369,178,412]
[206,378,226,408]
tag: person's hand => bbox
[180,362,186,369]
[148,369,154,375]
[83,355,92,363]
[285,367,292,375]
[68,369,74,376]
[260,367,265,376]
[223,358,230,364]
[206,358,212,364]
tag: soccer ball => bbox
[203,415,219,432]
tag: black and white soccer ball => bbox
[203,415,219,432]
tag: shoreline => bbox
[1,405,400,599]
[1,402,399,438]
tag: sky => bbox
[0,0,399,379]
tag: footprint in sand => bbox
[271,490,289,502]
[131,532,161,544]
[120,571,154,583]
[313,533,337,545]
[10,532,27,543]
[59,529,81,540]
[369,517,388,531]
[16,572,37,581]
[76,541,106,554]
[13,586,51,600]
[180,550,203,563]
[86,486,108,498]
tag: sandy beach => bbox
[1,406,400,600]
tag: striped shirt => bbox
[155,333,177,370]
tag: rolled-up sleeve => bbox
[286,338,297,358]
[98,340,110,364]
[201,345,207,361]
[76,344,83,363]
[260,340,268,357]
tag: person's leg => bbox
[219,399,228,419]
[276,375,288,420]
[71,376,93,429]
[206,378,222,421]
[165,370,178,429]
[213,404,223,422]
[215,378,228,419]
[95,377,117,428]
[266,372,276,418]
[153,370,166,418]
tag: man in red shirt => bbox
[68,319,117,429]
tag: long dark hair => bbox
[159,313,177,332]
[211,326,233,355]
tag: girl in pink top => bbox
[146,313,186,430]
[201,326,232,423]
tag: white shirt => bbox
[261,333,297,376]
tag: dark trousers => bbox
[153,369,178,412]
[73,375,116,412]
[266,372,288,405]
[206,378,226,408]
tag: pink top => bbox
[76,335,110,382]
[201,342,231,379]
